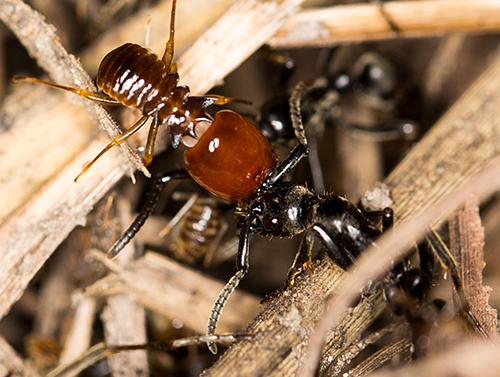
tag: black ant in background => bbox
[14,0,488,363]
[256,49,419,194]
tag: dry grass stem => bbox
[100,198,148,377]
[270,0,500,48]
[449,196,498,335]
[58,297,97,365]
[83,251,260,334]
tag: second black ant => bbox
[257,48,420,194]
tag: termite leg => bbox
[75,115,150,181]
[144,117,159,166]
[12,76,122,105]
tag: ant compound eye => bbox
[263,217,279,232]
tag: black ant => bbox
[14,0,488,360]
[105,81,488,356]
[257,49,419,193]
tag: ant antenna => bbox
[288,81,308,149]
[206,270,246,354]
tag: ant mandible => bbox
[14,0,488,357]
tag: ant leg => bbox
[264,82,310,186]
[75,115,150,181]
[206,217,253,354]
[425,229,489,339]
[382,239,436,359]
[107,168,190,259]
[362,204,394,231]
[267,78,341,187]
[12,76,122,105]
[381,207,394,231]
[285,227,315,289]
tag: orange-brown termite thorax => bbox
[96,43,211,146]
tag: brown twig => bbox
[449,195,498,336]
[202,256,385,377]
[270,0,500,48]
[83,251,260,334]
[100,197,148,377]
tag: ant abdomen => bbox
[96,43,179,114]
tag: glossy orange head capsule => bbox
[184,110,279,204]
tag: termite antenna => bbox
[145,15,152,47]
[161,0,177,70]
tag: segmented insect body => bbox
[96,42,212,148]
[97,43,178,109]
[95,38,278,194]
[167,195,227,265]
[12,0,254,179]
